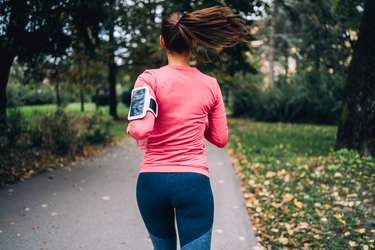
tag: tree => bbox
[268,0,279,88]
[335,0,375,156]
[0,0,106,118]
[0,0,70,119]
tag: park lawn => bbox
[228,118,375,249]
[20,102,128,117]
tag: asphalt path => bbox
[0,139,259,250]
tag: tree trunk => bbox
[108,53,118,120]
[107,21,118,120]
[78,59,85,112]
[335,0,375,156]
[268,0,279,88]
[0,48,15,119]
[55,80,61,106]
[95,88,99,111]
[284,44,289,84]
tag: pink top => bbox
[128,65,228,177]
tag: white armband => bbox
[128,86,158,120]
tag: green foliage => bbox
[30,109,113,154]
[0,106,126,187]
[21,87,55,106]
[31,109,74,155]
[232,71,345,124]
[6,82,77,107]
[81,111,112,144]
[6,83,24,108]
[0,109,24,147]
[228,118,374,249]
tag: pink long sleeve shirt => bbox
[128,65,228,177]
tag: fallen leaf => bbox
[357,228,365,234]
[283,194,294,202]
[294,199,303,209]
[278,236,288,245]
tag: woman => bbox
[127,6,248,250]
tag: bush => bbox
[0,109,24,147]
[30,109,113,154]
[232,71,345,125]
[30,109,75,154]
[6,83,25,107]
[21,87,55,105]
[81,111,112,144]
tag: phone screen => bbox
[129,88,146,118]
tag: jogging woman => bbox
[127,6,248,250]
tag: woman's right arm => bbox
[204,83,228,148]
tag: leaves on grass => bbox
[228,119,375,249]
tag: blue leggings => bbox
[136,172,214,250]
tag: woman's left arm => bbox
[127,73,156,140]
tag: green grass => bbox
[228,118,374,249]
[18,102,128,119]
[229,119,337,159]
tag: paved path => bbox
[0,139,258,250]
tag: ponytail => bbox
[161,6,249,62]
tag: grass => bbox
[228,118,375,250]
[19,102,128,118]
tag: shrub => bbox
[82,111,112,144]
[30,110,112,153]
[6,109,23,146]
[21,87,55,105]
[0,109,24,147]
[6,83,24,107]
[232,71,345,125]
[30,109,73,154]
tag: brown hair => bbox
[161,6,249,62]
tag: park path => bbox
[0,138,259,250]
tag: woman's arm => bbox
[204,83,228,148]
[127,73,156,141]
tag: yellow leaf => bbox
[287,229,294,236]
[338,219,346,225]
[333,214,342,219]
[278,169,287,175]
[323,204,331,210]
[278,236,288,245]
[283,193,294,202]
[357,228,365,234]
[294,199,303,209]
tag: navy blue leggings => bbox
[136,172,214,250]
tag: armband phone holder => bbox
[128,86,158,120]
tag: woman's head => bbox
[161,6,249,62]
